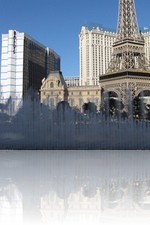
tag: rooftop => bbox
[83,22,116,33]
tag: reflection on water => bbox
[0,150,150,225]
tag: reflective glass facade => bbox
[0,30,60,113]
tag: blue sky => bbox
[0,0,150,77]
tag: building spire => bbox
[106,0,149,73]
[116,0,143,43]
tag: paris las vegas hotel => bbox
[41,26,116,111]
[1,25,150,112]
[40,25,150,111]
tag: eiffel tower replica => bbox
[100,0,150,106]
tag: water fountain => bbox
[0,96,149,150]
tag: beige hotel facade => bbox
[40,26,150,111]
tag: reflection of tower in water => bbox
[0,151,150,224]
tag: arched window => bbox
[70,99,74,107]
[49,98,54,109]
[79,99,83,107]
[50,82,54,88]
[95,99,99,106]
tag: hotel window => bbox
[70,99,74,106]
[95,99,99,105]
[79,99,83,107]
[49,98,54,108]
[50,82,54,88]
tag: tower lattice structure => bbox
[107,0,149,73]
[100,0,150,110]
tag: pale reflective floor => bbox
[0,150,150,225]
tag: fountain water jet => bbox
[0,96,149,150]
